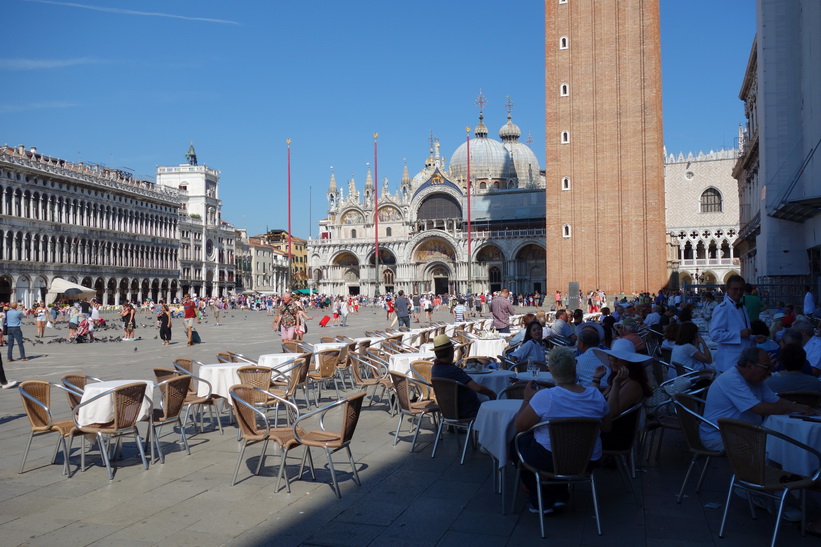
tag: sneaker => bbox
[529,505,554,515]
[2,380,19,389]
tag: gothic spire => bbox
[185,142,198,165]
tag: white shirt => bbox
[644,312,661,327]
[709,297,752,372]
[804,336,821,371]
[529,386,609,460]
[805,291,816,316]
[670,343,711,377]
[576,349,606,387]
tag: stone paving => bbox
[0,306,819,546]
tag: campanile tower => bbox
[545,0,668,294]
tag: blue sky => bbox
[2,0,755,240]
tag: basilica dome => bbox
[499,114,541,186]
[449,114,514,184]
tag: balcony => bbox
[678,258,739,268]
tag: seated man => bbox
[575,327,604,387]
[766,344,821,394]
[615,317,645,352]
[550,309,577,344]
[700,346,818,451]
[430,334,496,418]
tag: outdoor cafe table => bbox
[197,362,243,401]
[474,399,523,469]
[257,353,299,376]
[388,351,435,375]
[467,369,516,395]
[354,336,384,349]
[77,379,153,427]
[470,337,508,358]
[764,414,821,476]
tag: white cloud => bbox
[0,57,105,70]
[27,0,241,25]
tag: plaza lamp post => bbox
[373,132,380,298]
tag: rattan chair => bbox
[349,354,391,407]
[409,360,434,401]
[672,393,723,504]
[72,382,151,480]
[717,418,821,547]
[172,361,224,435]
[60,374,103,410]
[334,341,356,390]
[389,371,440,453]
[18,380,83,476]
[293,391,366,498]
[430,377,478,464]
[601,401,644,504]
[777,391,821,407]
[512,417,603,538]
[282,341,302,353]
[237,366,281,413]
[229,384,313,490]
[145,374,192,464]
[269,357,312,416]
[228,352,258,365]
[308,349,342,405]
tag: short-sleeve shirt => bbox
[183,301,197,319]
[742,294,766,322]
[431,361,480,418]
[277,303,299,328]
[512,339,545,363]
[700,366,779,450]
[670,343,707,377]
[453,304,466,322]
[551,318,574,339]
[528,386,609,460]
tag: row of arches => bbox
[0,229,178,270]
[1,184,178,238]
[0,274,181,307]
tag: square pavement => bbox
[0,306,819,546]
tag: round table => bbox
[473,399,523,469]
[197,362,243,401]
[764,414,821,476]
[467,369,516,395]
[77,379,153,427]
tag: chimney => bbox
[30,146,37,154]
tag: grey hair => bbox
[736,346,766,368]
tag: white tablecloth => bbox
[474,399,522,469]
[354,336,383,349]
[467,370,516,395]
[764,414,821,476]
[515,371,555,384]
[388,351,435,375]
[258,353,299,369]
[77,379,152,427]
[198,362,243,401]
[312,342,346,353]
[470,338,508,358]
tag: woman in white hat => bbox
[592,343,653,417]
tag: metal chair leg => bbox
[19,432,35,473]
[719,476,736,538]
[255,440,270,475]
[346,445,360,486]
[231,440,248,486]
[325,446,340,498]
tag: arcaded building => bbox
[544,0,668,294]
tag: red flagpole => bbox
[287,138,292,289]
[374,133,379,295]
[466,127,472,295]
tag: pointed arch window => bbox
[561,177,571,191]
[560,83,569,96]
[700,188,722,213]
[561,131,570,144]
[562,224,571,238]
[560,36,569,49]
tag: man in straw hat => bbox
[430,334,496,418]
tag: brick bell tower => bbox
[544,0,668,295]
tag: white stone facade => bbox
[664,148,741,286]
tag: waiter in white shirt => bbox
[710,275,766,372]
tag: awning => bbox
[45,278,97,304]
[293,289,312,295]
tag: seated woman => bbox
[592,344,653,417]
[507,313,537,348]
[510,321,547,364]
[670,321,712,378]
[661,323,679,352]
[514,347,611,513]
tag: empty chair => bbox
[672,393,723,504]
[320,337,337,343]
[173,361,224,435]
[389,371,440,453]
[60,374,103,410]
[349,354,391,407]
[72,382,152,480]
[216,352,237,363]
[293,392,367,498]
[717,418,821,547]
[145,374,192,463]
[282,341,302,353]
[228,352,258,365]
[18,380,83,476]
[229,384,311,490]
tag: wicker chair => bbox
[512,418,603,538]
[672,393,723,504]
[72,382,151,480]
[349,353,391,407]
[18,380,83,476]
[172,361,224,435]
[334,342,356,390]
[269,357,311,415]
[430,377,478,464]
[307,349,342,405]
[229,384,311,490]
[409,360,435,401]
[145,374,192,464]
[717,418,821,547]
[282,341,302,353]
[601,401,644,504]
[217,352,238,363]
[237,366,280,411]
[320,337,337,343]
[60,374,103,410]
[389,371,440,453]
[293,391,367,498]
[777,391,821,407]
[228,352,258,365]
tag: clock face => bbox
[206,239,214,257]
